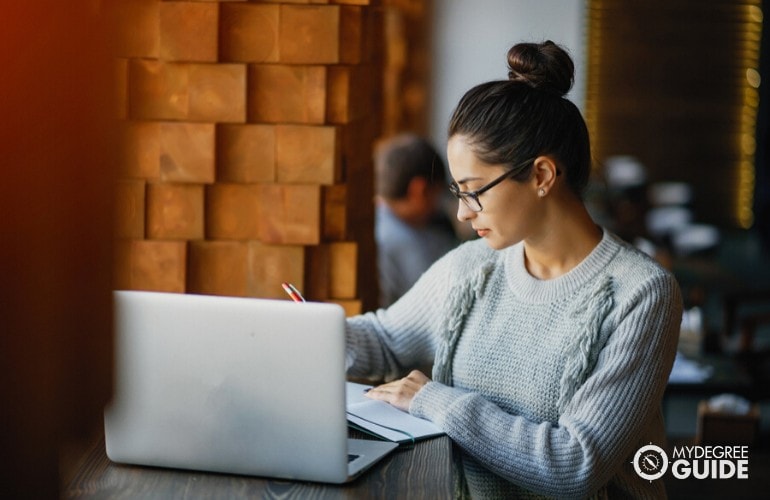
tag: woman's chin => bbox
[483,237,506,251]
[482,234,520,251]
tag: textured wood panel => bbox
[205,183,261,239]
[275,124,341,184]
[115,240,187,293]
[159,1,219,62]
[247,64,327,124]
[129,61,246,122]
[114,0,395,312]
[257,183,322,244]
[188,240,249,296]
[146,183,205,240]
[220,3,280,63]
[247,242,306,298]
[217,124,276,183]
[159,122,216,183]
[328,241,358,298]
[115,180,146,239]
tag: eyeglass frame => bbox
[449,158,553,212]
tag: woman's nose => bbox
[456,201,475,222]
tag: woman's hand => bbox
[365,370,431,411]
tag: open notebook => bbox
[105,291,397,483]
[346,382,445,444]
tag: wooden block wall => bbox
[379,0,432,136]
[114,0,384,314]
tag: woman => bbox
[346,41,682,499]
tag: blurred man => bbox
[374,134,459,307]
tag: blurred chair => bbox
[723,290,770,355]
[670,224,721,257]
[645,205,693,241]
[602,156,672,266]
[646,181,721,258]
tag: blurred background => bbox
[2,0,769,497]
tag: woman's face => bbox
[447,134,540,250]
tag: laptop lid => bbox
[105,290,361,483]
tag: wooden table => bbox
[62,431,456,499]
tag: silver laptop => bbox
[105,290,397,483]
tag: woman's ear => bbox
[532,156,559,197]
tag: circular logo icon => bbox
[632,444,668,481]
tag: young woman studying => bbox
[345,41,682,498]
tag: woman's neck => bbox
[522,195,602,280]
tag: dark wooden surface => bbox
[62,431,456,499]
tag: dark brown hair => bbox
[374,133,446,199]
[448,41,591,196]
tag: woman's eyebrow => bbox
[455,176,482,185]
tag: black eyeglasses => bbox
[448,159,537,212]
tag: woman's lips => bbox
[475,228,490,237]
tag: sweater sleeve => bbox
[410,272,682,499]
[345,243,459,381]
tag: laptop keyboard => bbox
[347,454,360,463]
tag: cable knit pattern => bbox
[557,275,614,413]
[433,253,497,386]
[346,229,682,499]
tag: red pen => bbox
[281,282,306,303]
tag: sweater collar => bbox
[503,228,622,303]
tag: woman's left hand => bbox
[364,370,431,411]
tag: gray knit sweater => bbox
[346,229,682,499]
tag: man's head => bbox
[375,133,446,199]
[374,134,446,226]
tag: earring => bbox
[538,188,546,197]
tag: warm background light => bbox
[0,3,116,497]
[586,0,763,229]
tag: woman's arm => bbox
[345,243,466,381]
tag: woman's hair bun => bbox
[507,40,574,96]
